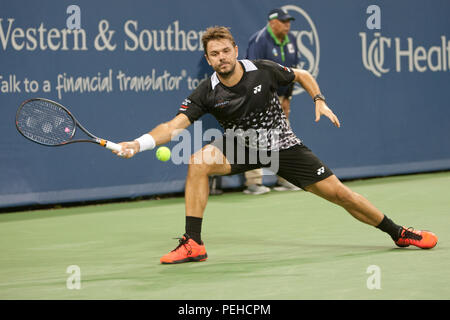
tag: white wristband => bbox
[134,134,156,152]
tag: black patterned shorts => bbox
[210,135,334,190]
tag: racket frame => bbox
[15,98,122,152]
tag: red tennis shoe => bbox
[395,227,438,249]
[160,234,208,264]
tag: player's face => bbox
[205,39,238,78]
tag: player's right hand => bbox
[113,141,139,158]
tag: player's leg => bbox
[304,175,384,226]
[305,175,438,248]
[276,144,438,249]
[305,173,439,249]
[160,143,231,264]
[161,135,267,264]
[185,143,232,219]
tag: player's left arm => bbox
[292,68,340,128]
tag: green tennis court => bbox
[0,171,449,300]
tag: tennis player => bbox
[114,27,438,264]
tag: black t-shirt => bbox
[177,59,302,150]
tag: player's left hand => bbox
[315,100,340,128]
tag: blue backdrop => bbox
[1,0,449,208]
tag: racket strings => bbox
[16,100,76,146]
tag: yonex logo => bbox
[253,85,262,94]
[317,166,325,175]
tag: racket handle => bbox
[104,141,122,152]
[99,139,135,156]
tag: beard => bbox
[215,61,236,78]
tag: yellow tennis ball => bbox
[156,146,171,162]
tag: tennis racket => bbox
[15,98,125,153]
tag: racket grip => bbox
[100,139,135,156]
[104,141,122,152]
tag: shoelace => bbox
[401,227,423,241]
[171,237,192,255]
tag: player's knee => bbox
[187,161,210,177]
[188,152,218,176]
[189,152,200,165]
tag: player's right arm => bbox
[114,113,191,158]
[115,78,209,158]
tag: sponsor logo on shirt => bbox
[277,63,291,72]
[179,98,191,111]
[214,100,230,108]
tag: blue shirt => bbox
[246,25,299,97]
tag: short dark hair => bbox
[202,26,236,55]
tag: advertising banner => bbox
[1,0,449,208]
